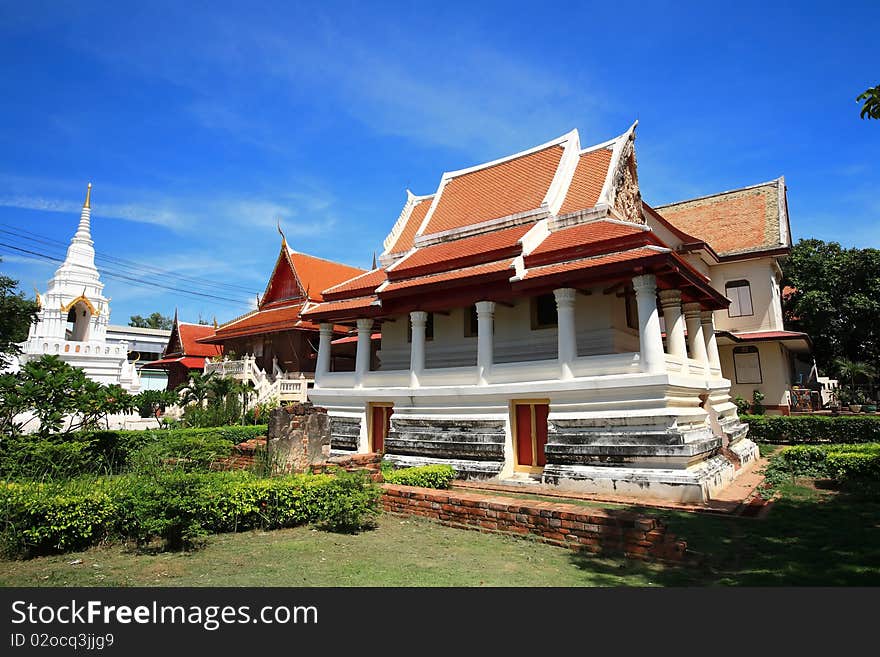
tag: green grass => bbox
[0,515,667,587]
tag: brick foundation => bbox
[311,452,384,482]
[211,438,266,471]
[381,484,687,563]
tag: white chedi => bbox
[17,184,140,392]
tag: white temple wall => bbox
[709,257,783,333]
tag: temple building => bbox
[141,312,222,390]
[302,124,767,503]
[196,231,367,404]
[18,184,141,392]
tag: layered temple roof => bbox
[654,178,791,258]
[304,123,733,324]
[201,240,366,343]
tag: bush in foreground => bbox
[0,469,380,558]
[760,443,880,496]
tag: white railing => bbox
[24,338,127,358]
[318,352,645,390]
[203,355,311,405]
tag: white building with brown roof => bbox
[301,124,771,503]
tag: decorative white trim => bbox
[542,131,582,216]
[382,190,435,254]
[776,176,790,248]
[323,267,383,295]
[518,218,551,257]
[414,207,550,248]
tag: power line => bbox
[0,241,256,310]
[0,223,262,295]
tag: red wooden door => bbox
[514,403,549,467]
[370,405,393,453]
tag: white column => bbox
[701,311,721,372]
[409,311,428,388]
[683,302,710,375]
[632,274,665,374]
[354,318,373,388]
[658,289,688,373]
[316,324,333,382]
[554,288,577,379]
[476,301,495,386]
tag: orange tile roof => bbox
[391,222,535,278]
[323,267,388,299]
[558,148,613,215]
[521,247,662,280]
[177,323,222,358]
[654,179,787,257]
[209,303,306,340]
[382,259,513,294]
[288,251,367,302]
[301,296,380,319]
[386,196,434,254]
[422,145,564,235]
[527,220,646,263]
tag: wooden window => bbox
[733,345,762,384]
[726,280,754,317]
[531,294,558,330]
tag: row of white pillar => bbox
[315,273,721,385]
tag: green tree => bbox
[129,312,173,330]
[782,239,880,372]
[0,355,135,438]
[857,84,880,120]
[0,259,39,365]
[176,371,215,406]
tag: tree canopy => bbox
[0,258,39,364]
[857,84,880,120]
[129,312,173,330]
[782,239,880,374]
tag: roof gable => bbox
[260,246,304,307]
[654,178,789,257]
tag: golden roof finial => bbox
[276,217,287,248]
[84,182,92,209]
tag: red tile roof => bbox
[206,303,308,341]
[654,179,788,257]
[323,268,388,300]
[171,323,222,358]
[381,259,514,294]
[288,251,367,302]
[558,148,613,215]
[386,196,434,254]
[390,222,534,279]
[301,296,381,319]
[142,356,209,370]
[730,330,809,341]
[520,247,662,281]
[526,220,646,265]
[422,145,564,235]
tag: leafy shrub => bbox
[384,464,456,489]
[826,452,880,488]
[0,469,380,558]
[742,414,880,444]
[0,479,117,558]
[0,425,267,480]
[759,443,880,496]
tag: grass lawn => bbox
[0,515,670,587]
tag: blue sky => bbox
[0,1,877,325]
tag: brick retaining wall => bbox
[381,484,687,563]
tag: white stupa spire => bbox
[74,182,92,240]
[59,182,97,274]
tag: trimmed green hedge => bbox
[761,443,880,495]
[742,414,880,444]
[384,464,456,489]
[0,469,380,558]
[0,425,267,480]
